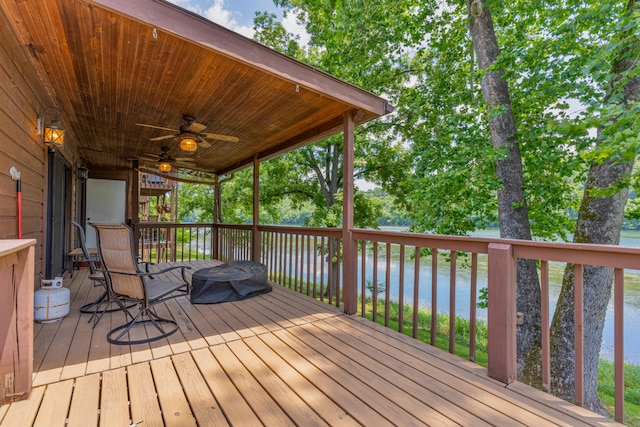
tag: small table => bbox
[67,247,98,277]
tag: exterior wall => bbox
[0,9,78,287]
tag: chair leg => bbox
[106,306,179,345]
[81,284,138,328]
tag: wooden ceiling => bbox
[1,0,392,176]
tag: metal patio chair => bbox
[92,222,191,345]
[71,221,113,316]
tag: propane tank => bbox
[34,277,70,323]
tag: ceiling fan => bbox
[136,115,239,150]
[137,146,196,172]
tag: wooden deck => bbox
[0,260,619,426]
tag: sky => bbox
[167,0,307,42]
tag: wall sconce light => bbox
[179,136,198,152]
[37,107,66,150]
[77,166,89,180]
[158,161,172,173]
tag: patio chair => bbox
[72,221,143,326]
[71,221,112,316]
[92,222,191,345]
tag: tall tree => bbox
[465,0,542,383]
[550,0,640,412]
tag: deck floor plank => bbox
[177,296,237,345]
[171,352,230,426]
[107,309,134,369]
[163,297,210,351]
[210,343,296,426]
[66,373,100,427]
[226,339,329,427]
[337,314,594,427]
[258,332,397,426]
[240,293,299,330]
[85,305,118,374]
[281,324,458,426]
[30,269,90,381]
[127,362,164,427]
[242,335,360,426]
[100,368,130,427]
[32,379,73,427]
[1,260,622,427]
[149,357,197,427]
[0,386,44,427]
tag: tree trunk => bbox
[466,0,542,384]
[550,0,639,413]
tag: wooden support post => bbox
[252,155,261,262]
[130,160,140,254]
[487,242,517,384]
[213,176,220,260]
[342,111,357,314]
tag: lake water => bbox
[362,228,640,364]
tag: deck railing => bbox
[132,221,639,422]
[259,226,344,307]
[133,222,214,263]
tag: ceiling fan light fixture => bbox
[158,161,172,172]
[179,136,198,152]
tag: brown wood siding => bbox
[0,7,78,288]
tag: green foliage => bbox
[177,183,214,222]
[598,359,640,425]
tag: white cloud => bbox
[202,0,254,38]
[167,0,255,38]
[282,11,310,47]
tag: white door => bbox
[85,178,126,247]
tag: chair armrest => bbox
[148,265,192,289]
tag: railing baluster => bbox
[313,235,318,299]
[398,244,405,334]
[320,236,325,301]
[541,260,550,393]
[385,242,391,328]
[449,250,456,354]
[574,263,584,407]
[431,248,438,346]
[373,242,378,322]
[614,267,625,423]
[413,246,420,339]
[306,235,311,296]
[361,241,367,317]
[336,238,342,309]
[294,234,299,291]
[288,233,294,289]
[469,252,477,363]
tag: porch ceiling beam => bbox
[88,0,392,116]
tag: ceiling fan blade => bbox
[150,134,178,141]
[143,153,161,159]
[195,136,211,149]
[203,133,239,143]
[176,161,196,167]
[175,157,196,162]
[136,123,179,132]
[187,122,207,133]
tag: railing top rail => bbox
[352,228,640,270]
[215,223,253,230]
[259,225,343,238]
[352,229,491,253]
[134,222,214,229]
